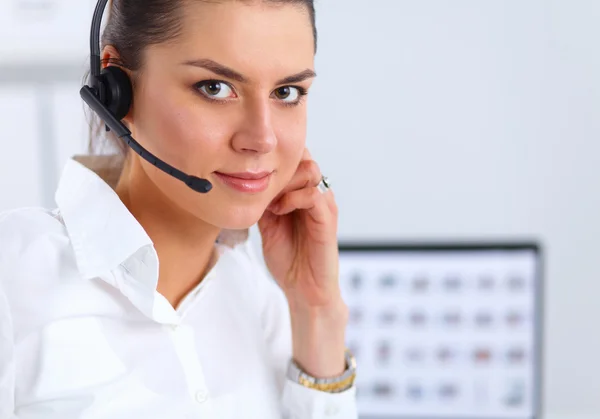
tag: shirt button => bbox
[325,404,340,416]
[195,389,208,404]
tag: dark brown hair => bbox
[85,0,317,155]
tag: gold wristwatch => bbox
[287,349,357,393]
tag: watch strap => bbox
[287,348,357,393]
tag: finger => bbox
[270,159,322,205]
[271,187,331,221]
[322,187,338,217]
[302,147,312,160]
[288,159,322,191]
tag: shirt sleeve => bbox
[0,281,16,419]
[243,239,359,419]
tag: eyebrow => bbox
[182,58,316,85]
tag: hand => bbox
[258,149,348,378]
[258,148,341,310]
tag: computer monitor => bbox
[339,242,543,419]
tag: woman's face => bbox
[126,1,315,229]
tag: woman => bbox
[0,0,358,418]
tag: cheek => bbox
[136,88,229,170]
[275,112,308,178]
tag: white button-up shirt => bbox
[0,158,358,419]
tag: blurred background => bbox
[1,0,599,418]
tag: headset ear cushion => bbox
[101,66,133,120]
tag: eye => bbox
[272,86,302,103]
[196,80,236,100]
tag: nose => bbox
[231,99,277,155]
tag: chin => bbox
[212,204,267,231]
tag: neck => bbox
[115,156,221,309]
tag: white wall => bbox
[1,0,599,418]
[0,86,42,209]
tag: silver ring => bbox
[317,176,331,194]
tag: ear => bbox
[101,45,122,69]
[101,45,135,126]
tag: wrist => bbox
[288,297,349,378]
[285,283,345,314]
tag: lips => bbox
[217,171,272,180]
[214,171,273,193]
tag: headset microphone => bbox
[79,0,213,194]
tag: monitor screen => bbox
[339,243,542,419]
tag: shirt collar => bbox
[55,157,154,281]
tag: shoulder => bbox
[0,206,67,250]
[0,206,69,278]
[0,205,65,233]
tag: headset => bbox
[79,0,213,193]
